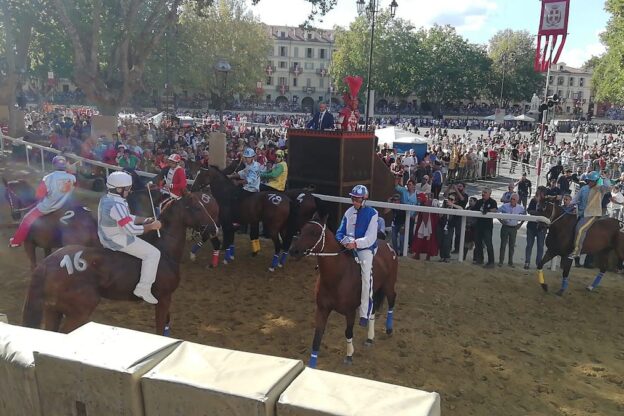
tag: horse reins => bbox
[303,220,348,257]
[5,187,35,214]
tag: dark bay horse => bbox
[3,177,36,221]
[190,165,291,271]
[3,178,99,269]
[537,202,624,295]
[288,214,398,368]
[22,192,219,334]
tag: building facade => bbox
[264,26,335,112]
[546,62,595,118]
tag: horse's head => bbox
[3,178,36,221]
[289,213,330,259]
[190,165,224,192]
[181,191,220,237]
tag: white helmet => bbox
[106,171,133,189]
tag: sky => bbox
[248,0,608,68]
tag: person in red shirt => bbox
[161,154,187,198]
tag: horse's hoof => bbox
[386,328,393,336]
[343,356,353,365]
[541,283,548,292]
[364,339,374,347]
[251,252,259,257]
[223,259,230,265]
[555,289,565,297]
[586,285,594,292]
[268,267,275,272]
[278,263,283,268]
[189,253,196,262]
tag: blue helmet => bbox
[349,184,369,199]
[242,148,256,158]
[52,155,67,169]
[586,171,600,182]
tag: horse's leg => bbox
[556,257,573,296]
[385,287,397,336]
[536,250,556,292]
[43,307,63,332]
[344,310,356,365]
[587,251,608,292]
[268,230,282,272]
[223,225,235,264]
[24,241,37,270]
[189,229,209,262]
[209,236,221,269]
[309,307,330,368]
[250,223,261,257]
[163,313,172,336]
[155,294,172,336]
[365,290,385,347]
[278,229,292,268]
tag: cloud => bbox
[559,42,606,68]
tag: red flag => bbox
[534,0,570,72]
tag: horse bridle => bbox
[5,186,35,214]
[542,200,568,226]
[194,194,220,238]
[302,220,347,257]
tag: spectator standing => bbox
[525,187,548,270]
[471,188,497,267]
[497,193,525,267]
[516,173,532,207]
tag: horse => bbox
[22,191,219,335]
[3,178,99,270]
[537,201,624,295]
[3,177,36,221]
[288,213,398,368]
[190,165,291,271]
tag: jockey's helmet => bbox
[586,171,600,182]
[275,150,285,159]
[242,148,256,158]
[52,155,67,169]
[349,184,369,199]
[168,153,182,163]
[107,171,133,189]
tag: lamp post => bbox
[356,0,398,131]
[214,58,232,133]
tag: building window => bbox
[306,78,312,87]
[280,46,287,57]
[307,33,312,40]
[549,76,553,84]
[557,90,563,97]
[293,78,298,87]
[557,76,564,86]
[306,48,313,59]
[320,49,326,59]
[547,89,553,96]
[569,77,575,86]
[566,106,571,113]
[266,94,271,102]
[266,77,273,86]
[559,65,564,71]
[304,62,314,70]
[579,78,585,87]
[293,47,299,58]
[62,85,69,93]
[278,77,287,86]
[578,91,583,99]
[319,78,325,88]
[279,61,287,69]
[280,31,286,38]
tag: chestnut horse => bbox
[3,178,99,269]
[190,165,291,271]
[537,201,624,295]
[22,192,219,334]
[288,213,398,368]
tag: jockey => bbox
[228,147,261,194]
[163,153,187,199]
[569,171,611,259]
[260,149,288,192]
[98,171,162,304]
[9,155,76,248]
[335,184,379,327]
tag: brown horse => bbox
[190,165,291,271]
[3,177,36,221]
[537,201,624,295]
[288,213,398,368]
[3,178,100,270]
[22,191,219,335]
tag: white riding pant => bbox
[356,249,374,320]
[119,238,161,289]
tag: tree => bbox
[416,25,491,115]
[583,55,602,71]
[486,29,544,108]
[331,12,426,104]
[143,0,270,108]
[593,0,624,104]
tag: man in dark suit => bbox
[306,102,335,131]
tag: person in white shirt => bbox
[609,185,624,220]
[402,149,417,181]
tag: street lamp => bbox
[214,58,232,133]
[357,0,398,131]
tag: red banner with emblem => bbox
[534,0,570,72]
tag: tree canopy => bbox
[593,0,624,104]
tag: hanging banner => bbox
[534,0,570,72]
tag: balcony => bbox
[289,66,303,76]
[302,86,316,94]
[276,85,290,92]
[264,65,276,76]
[316,68,329,77]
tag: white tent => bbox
[484,114,516,121]
[514,114,536,122]
[375,126,429,146]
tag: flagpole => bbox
[536,53,553,188]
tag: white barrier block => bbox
[141,341,304,416]
[277,368,441,416]
[0,323,67,416]
[34,322,181,416]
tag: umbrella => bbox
[514,114,536,122]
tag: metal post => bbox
[40,148,45,171]
[25,145,30,167]
[364,0,376,131]
[536,57,552,188]
[458,216,467,262]
[402,213,410,257]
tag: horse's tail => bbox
[22,262,47,328]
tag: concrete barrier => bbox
[141,341,304,416]
[277,368,441,416]
[34,322,181,416]
[0,323,67,416]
